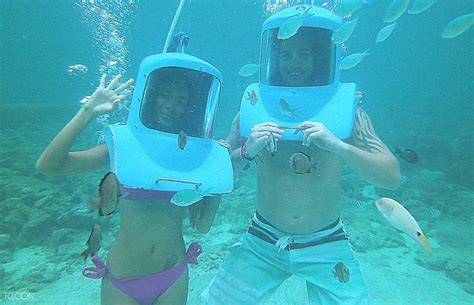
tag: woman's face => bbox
[279,35,314,87]
[153,81,190,130]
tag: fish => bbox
[178,130,187,150]
[340,49,371,70]
[376,22,397,43]
[266,132,278,156]
[341,43,349,52]
[279,98,299,119]
[334,0,364,18]
[375,197,432,254]
[442,13,474,39]
[67,64,88,75]
[333,18,359,44]
[354,90,365,103]
[395,147,418,163]
[354,235,371,251]
[80,224,102,261]
[384,0,410,23]
[239,63,260,77]
[428,208,442,218]
[408,0,435,15]
[355,200,370,208]
[166,32,189,53]
[276,125,309,135]
[288,152,320,175]
[88,172,121,216]
[332,262,350,283]
[278,6,313,40]
[246,90,258,106]
[171,188,211,207]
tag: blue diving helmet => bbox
[240,5,359,141]
[104,52,233,200]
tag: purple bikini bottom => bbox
[82,242,202,305]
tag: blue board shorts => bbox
[202,213,370,305]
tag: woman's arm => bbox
[36,74,133,175]
[189,196,221,233]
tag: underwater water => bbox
[0,0,473,304]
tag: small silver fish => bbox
[67,64,88,75]
[80,224,102,261]
[376,22,397,43]
[239,64,260,77]
[354,90,365,104]
[340,49,371,70]
[276,125,308,135]
[384,0,410,23]
[341,43,349,52]
[279,98,299,119]
[288,152,320,175]
[442,13,474,39]
[408,0,435,15]
[178,130,187,150]
[334,0,364,18]
[428,208,442,218]
[333,262,350,283]
[333,18,359,44]
[355,200,370,208]
[171,189,210,207]
[278,6,312,40]
[90,172,121,216]
[266,132,277,156]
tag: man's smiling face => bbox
[279,34,314,87]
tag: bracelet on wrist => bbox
[79,95,91,105]
[240,143,255,161]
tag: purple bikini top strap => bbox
[185,242,202,265]
[82,255,108,279]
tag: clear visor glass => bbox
[260,26,335,87]
[140,67,218,137]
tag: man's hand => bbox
[245,122,284,158]
[84,74,134,117]
[300,121,347,154]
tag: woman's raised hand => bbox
[84,74,134,116]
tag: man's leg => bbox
[294,240,370,305]
[202,232,292,305]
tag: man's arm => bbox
[301,107,400,190]
[226,112,284,173]
[341,107,401,190]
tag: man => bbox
[202,6,400,305]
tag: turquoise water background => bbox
[0,0,473,304]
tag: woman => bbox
[36,70,221,304]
